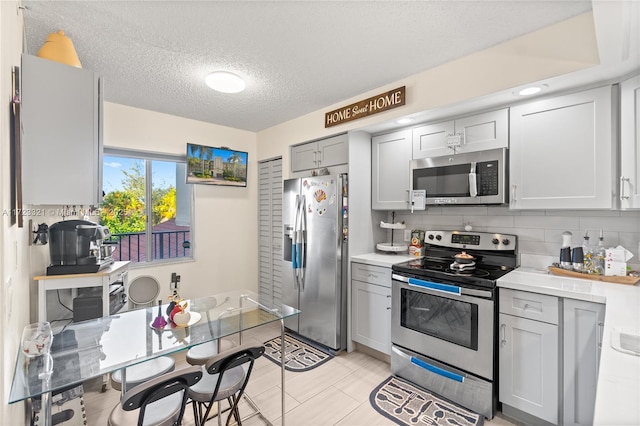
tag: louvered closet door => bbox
[258,158,283,307]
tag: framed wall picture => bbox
[186,143,248,187]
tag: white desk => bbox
[35,261,130,322]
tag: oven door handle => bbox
[407,277,461,295]
[393,274,493,298]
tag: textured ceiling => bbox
[22,1,593,132]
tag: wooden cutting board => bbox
[548,266,640,285]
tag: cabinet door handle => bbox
[406,189,411,206]
[386,295,392,298]
[386,306,391,310]
[621,176,630,201]
[500,323,506,345]
[511,184,517,203]
[597,321,604,349]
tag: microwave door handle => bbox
[469,162,478,197]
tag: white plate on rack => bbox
[380,221,406,229]
[376,243,408,252]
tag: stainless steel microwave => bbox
[410,148,508,205]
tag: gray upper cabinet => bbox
[21,54,103,206]
[372,129,412,210]
[509,86,614,210]
[290,133,348,172]
[412,108,508,159]
[620,74,640,210]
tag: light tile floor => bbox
[83,322,520,425]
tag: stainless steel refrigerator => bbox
[282,174,348,351]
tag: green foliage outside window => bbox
[100,162,176,235]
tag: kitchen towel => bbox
[370,376,484,426]
[263,333,333,372]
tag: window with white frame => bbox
[100,149,193,263]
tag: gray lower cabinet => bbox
[351,262,391,354]
[371,129,412,210]
[563,299,605,426]
[21,54,103,206]
[499,288,605,426]
[499,289,559,425]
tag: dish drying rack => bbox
[376,212,408,253]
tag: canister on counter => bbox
[409,230,425,257]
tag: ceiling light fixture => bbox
[396,118,414,124]
[205,71,246,93]
[515,84,548,96]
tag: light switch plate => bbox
[404,230,412,242]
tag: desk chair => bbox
[111,357,176,392]
[108,365,202,426]
[128,276,161,309]
[189,344,265,426]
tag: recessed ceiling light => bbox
[396,118,414,124]
[205,71,246,93]
[515,84,548,96]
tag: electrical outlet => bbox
[171,273,181,292]
[404,230,412,242]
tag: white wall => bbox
[1,2,31,424]
[256,12,598,164]
[103,103,259,298]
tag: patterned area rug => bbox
[263,334,333,372]
[370,376,484,426]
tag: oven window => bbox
[413,164,471,197]
[400,288,478,350]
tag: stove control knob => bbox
[435,235,442,241]
[428,234,434,240]
[492,238,500,245]
[502,238,510,246]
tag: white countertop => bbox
[34,261,130,280]
[497,267,640,425]
[350,252,419,268]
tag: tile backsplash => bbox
[387,207,640,271]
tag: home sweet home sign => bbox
[324,86,406,128]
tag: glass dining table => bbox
[9,289,300,426]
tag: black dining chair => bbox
[189,344,265,426]
[108,365,202,426]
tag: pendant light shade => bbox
[37,30,82,68]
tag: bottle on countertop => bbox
[582,231,594,274]
[560,231,573,269]
[594,229,606,275]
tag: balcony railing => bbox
[110,230,191,262]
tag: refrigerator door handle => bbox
[299,194,306,290]
[292,195,300,289]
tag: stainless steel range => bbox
[390,230,518,419]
